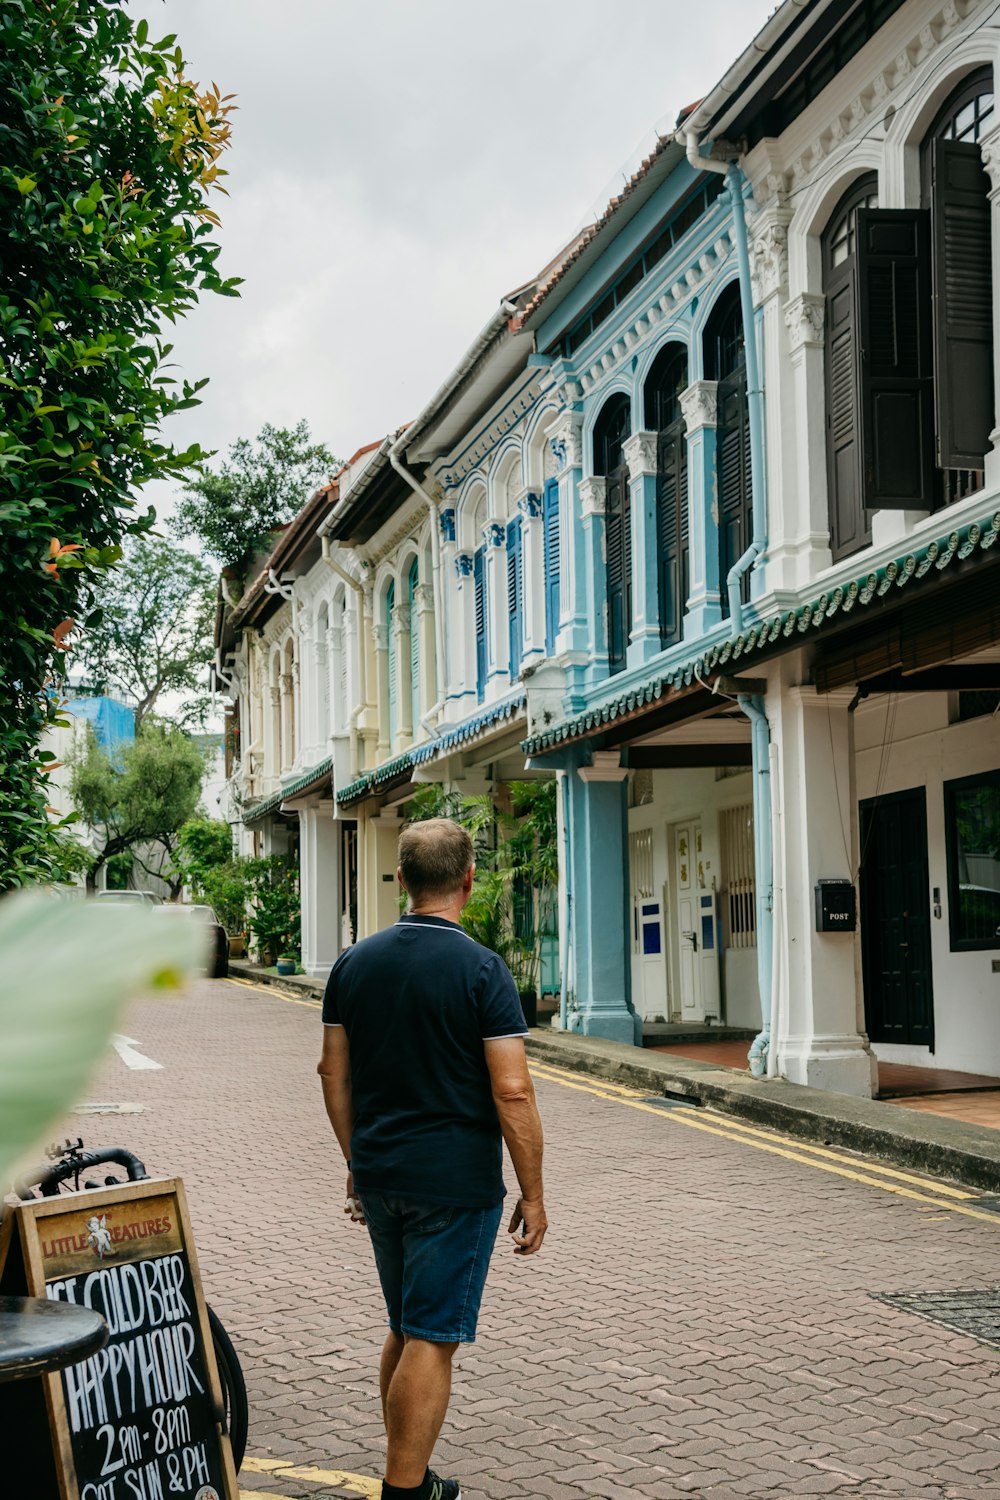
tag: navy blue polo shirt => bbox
[322,913,528,1207]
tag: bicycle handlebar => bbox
[14,1146,149,1202]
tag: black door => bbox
[860,787,934,1047]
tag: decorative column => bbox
[679,379,722,638]
[749,207,790,602]
[782,292,832,586]
[566,748,639,1044]
[452,551,477,712]
[578,475,608,690]
[392,601,413,748]
[299,802,343,977]
[517,489,544,664]
[546,405,587,702]
[267,681,281,789]
[484,520,508,692]
[770,661,876,1097]
[326,618,341,739]
[414,581,436,730]
[622,430,661,667]
[371,621,390,756]
[979,124,1000,489]
[279,671,294,773]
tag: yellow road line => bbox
[528,1060,1000,1229]
[242,1455,379,1496]
[226,976,322,1010]
[527,1060,976,1199]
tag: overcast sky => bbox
[131,1,777,514]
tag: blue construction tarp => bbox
[67,696,135,756]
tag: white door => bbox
[629,828,667,1019]
[673,820,704,1021]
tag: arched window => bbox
[706,286,750,616]
[593,393,632,674]
[407,559,420,734]
[644,343,689,647]
[386,581,397,747]
[923,68,994,505]
[823,172,879,560]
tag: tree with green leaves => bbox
[0,0,238,888]
[174,420,337,576]
[73,535,216,729]
[71,719,205,893]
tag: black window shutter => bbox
[857,207,934,508]
[717,373,751,618]
[506,515,522,681]
[605,462,631,673]
[656,420,688,646]
[473,545,486,702]
[931,136,994,471]
[825,253,868,559]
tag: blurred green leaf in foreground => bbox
[0,892,203,1187]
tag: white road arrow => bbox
[110,1034,164,1071]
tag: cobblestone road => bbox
[71,977,1000,1499]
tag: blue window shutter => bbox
[386,581,397,744]
[542,477,560,656]
[408,561,420,733]
[507,516,523,681]
[474,547,486,703]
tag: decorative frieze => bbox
[579,476,607,519]
[679,379,719,435]
[622,431,658,479]
[784,292,825,353]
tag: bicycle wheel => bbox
[207,1304,248,1471]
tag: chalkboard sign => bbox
[0,1178,239,1500]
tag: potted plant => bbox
[276,952,297,976]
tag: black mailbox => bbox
[815,878,856,932]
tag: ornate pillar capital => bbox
[484,520,506,549]
[749,213,790,303]
[579,475,607,519]
[454,551,475,579]
[546,409,583,472]
[516,488,543,519]
[371,622,389,651]
[981,122,1000,193]
[679,379,719,435]
[622,430,658,479]
[414,582,435,615]
[784,292,825,353]
[439,507,457,543]
[391,604,412,636]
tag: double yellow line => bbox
[527,1058,1000,1229]
[227,978,997,1231]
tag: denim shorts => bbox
[358,1192,504,1344]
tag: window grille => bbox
[720,804,756,949]
[629,828,654,901]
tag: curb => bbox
[525,1029,1000,1195]
[228,958,324,998]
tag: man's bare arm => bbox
[317,1025,364,1223]
[484,1036,547,1255]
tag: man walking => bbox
[318,817,547,1500]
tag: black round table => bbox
[0,1294,107,1383]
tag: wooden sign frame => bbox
[0,1177,240,1500]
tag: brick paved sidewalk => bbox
[73,978,1000,1500]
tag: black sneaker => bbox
[425,1473,461,1500]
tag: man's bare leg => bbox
[379,1329,405,1427]
[384,1335,458,1488]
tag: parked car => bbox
[93,889,162,905]
[155,902,229,978]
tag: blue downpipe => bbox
[559,769,572,1032]
[739,694,773,1076]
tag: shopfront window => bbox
[945,769,1000,949]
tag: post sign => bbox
[0,1177,239,1500]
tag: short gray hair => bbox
[398,818,474,903]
